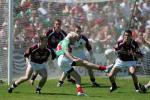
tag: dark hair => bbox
[55,19,62,24]
[74,24,81,30]
[124,29,132,36]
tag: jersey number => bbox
[56,44,62,51]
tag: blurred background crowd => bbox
[0,0,149,49]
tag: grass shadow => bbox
[82,83,110,88]
[41,92,75,96]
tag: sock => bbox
[90,78,95,83]
[98,66,106,71]
[112,82,117,87]
[11,83,17,89]
[31,74,37,81]
[134,83,139,90]
[67,74,71,80]
[59,81,64,84]
[145,85,148,89]
[76,86,84,93]
[36,86,41,90]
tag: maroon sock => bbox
[76,86,84,93]
[98,66,106,71]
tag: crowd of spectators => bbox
[0,0,150,55]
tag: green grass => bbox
[0,77,149,100]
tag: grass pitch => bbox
[0,77,149,100]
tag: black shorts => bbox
[71,61,76,66]
[66,68,74,74]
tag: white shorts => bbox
[57,55,73,74]
[72,51,88,60]
[29,61,47,71]
[113,58,138,69]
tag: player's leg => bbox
[69,69,87,96]
[8,64,33,93]
[57,72,67,87]
[138,83,146,93]
[74,59,107,71]
[87,69,100,87]
[128,66,140,92]
[139,81,150,93]
[107,67,120,92]
[145,81,150,89]
[57,55,76,86]
[66,74,76,84]
[57,55,87,96]
[30,71,38,85]
[36,68,47,94]
[57,67,76,87]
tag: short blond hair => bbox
[66,31,79,39]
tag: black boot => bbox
[8,83,17,93]
[35,86,41,94]
[57,81,64,87]
[139,83,147,93]
[110,83,117,92]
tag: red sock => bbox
[76,86,84,93]
[98,65,106,71]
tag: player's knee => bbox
[108,73,113,77]
[77,74,81,80]
[75,75,81,84]
[129,67,135,73]
[88,69,93,72]
[74,72,81,81]
[129,70,135,75]
[42,75,47,79]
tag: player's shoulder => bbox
[45,29,53,36]
[46,46,53,52]
[117,39,123,44]
[131,39,138,45]
[60,30,67,36]
[61,30,67,34]
[80,35,88,40]
[30,44,38,49]
[28,44,39,52]
[132,39,138,43]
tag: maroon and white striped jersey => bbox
[24,44,55,64]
